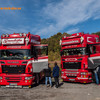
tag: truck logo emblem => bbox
[65,58,77,61]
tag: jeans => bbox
[94,72,99,84]
[54,77,59,88]
[45,77,52,86]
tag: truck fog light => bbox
[84,76,86,78]
[0,77,2,79]
[25,80,27,83]
[28,81,30,82]
[61,72,64,74]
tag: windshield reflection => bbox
[63,48,86,56]
[0,49,31,60]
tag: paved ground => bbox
[0,81,100,100]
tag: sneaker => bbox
[54,87,57,89]
[50,85,52,88]
[47,84,50,87]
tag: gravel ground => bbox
[0,80,100,100]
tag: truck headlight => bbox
[0,77,2,79]
[25,77,33,80]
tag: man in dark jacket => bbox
[44,64,52,87]
[53,62,59,88]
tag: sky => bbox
[0,0,100,38]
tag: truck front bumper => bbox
[0,74,35,86]
[61,75,92,83]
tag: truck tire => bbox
[35,74,40,85]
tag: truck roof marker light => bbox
[77,33,79,36]
[80,36,84,43]
[6,34,9,37]
[2,34,5,37]
[95,37,99,42]
[64,35,66,38]
[19,33,22,37]
[60,39,62,45]
[23,33,26,36]
[25,37,29,45]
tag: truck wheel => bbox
[92,72,96,83]
[35,74,40,85]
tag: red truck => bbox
[60,32,100,83]
[0,32,48,88]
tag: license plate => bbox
[9,65,17,67]
[9,83,17,86]
[69,79,75,81]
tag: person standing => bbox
[93,67,100,85]
[53,62,59,88]
[44,64,52,87]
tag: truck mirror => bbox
[34,51,38,59]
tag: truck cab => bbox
[0,33,48,88]
[61,32,100,83]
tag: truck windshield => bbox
[63,48,85,56]
[0,49,31,60]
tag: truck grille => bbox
[5,77,21,83]
[2,65,26,74]
[67,76,77,78]
[63,62,81,69]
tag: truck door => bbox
[88,44,100,69]
[32,44,48,73]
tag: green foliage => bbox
[41,32,69,61]
[92,31,100,36]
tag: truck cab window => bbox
[90,46,93,54]
[63,48,85,56]
[31,46,37,58]
[86,45,92,55]
[34,46,48,57]
[93,46,96,54]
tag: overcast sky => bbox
[0,0,100,38]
